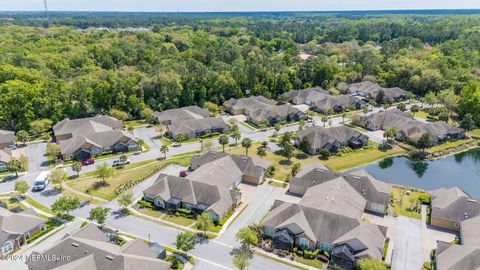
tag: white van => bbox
[33,171,50,191]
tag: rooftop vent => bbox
[467,199,477,203]
[105,255,114,261]
[361,189,366,194]
[71,242,79,247]
[353,176,361,180]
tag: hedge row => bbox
[114,161,180,195]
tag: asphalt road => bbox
[391,216,424,270]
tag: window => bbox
[24,232,30,240]
[155,198,165,208]
[2,241,13,255]
[40,224,46,231]
[299,238,310,250]
[264,227,274,237]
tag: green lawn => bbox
[24,197,55,215]
[268,180,288,188]
[67,157,191,201]
[162,214,196,226]
[124,119,149,128]
[391,186,428,219]
[295,256,323,269]
[159,136,173,146]
[0,197,26,210]
[429,138,474,153]
[321,143,408,171]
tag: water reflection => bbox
[408,161,428,178]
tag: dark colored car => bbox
[81,158,95,166]
[179,170,189,177]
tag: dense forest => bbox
[0,11,480,132]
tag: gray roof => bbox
[285,88,329,105]
[461,216,480,247]
[361,109,464,142]
[0,207,45,245]
[224,96,302,123]
[0,129,15,146]
[347,81,410,101]
[0,149,12,164]
[143,174,235,217]
[436,244,480,270]
[290,166,391,205]
[333,223,386,260]
[314,95,363,113]
[53,115,136,156]
[154,106,210,124]
[263,178,386,247]
[431,187,480,222]
[296,126,368,151]
[190,151,271,181]
[26,223,170,270]
[168,117,228,137]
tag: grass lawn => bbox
[0,197,26,210]
[391,186,428,219]
[159,136,173,146]
[124,119,149,128]
[321,143,408,171]
[228,143,319,181]
[67,156,191,201]
[268,180,288,188]
[24,197,55,215]
[162,214,196,227]
[413,110,434,120]
[138,207,164,218]
[429,138,474,153]
[295,256,323,269]
[468,129,480,138]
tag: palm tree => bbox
[274,123,281,136]
[241,138,252,156]
[321,115,328,127]
[95,163,115,186]
[341,112,347,123]
[219,135,229,152]
[160,144,169,159]
[230,130,241,145]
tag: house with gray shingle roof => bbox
[347,81,410,102]
[430,187,480,231]
[434,216,480,270]
[155,106,229,140]
[0,149,12,172]
[26,223,171,270]
[295,126,368,155]
[359,109,465,144]
[289,165,391,215]
[262,177,387,270]
[53,115,139,160]
[0,129,15,149]
[285,88,364,114]
[143,152,270,221]
[0,207,46,256]
[224,96,305,126]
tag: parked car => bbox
[5,145,17,150]
[33,171,50,191]
[179,170,190,177]
[81,158,95,166]
[113,158,131,167]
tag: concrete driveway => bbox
[392,216,424,270]
[25,142,49,174]
[134,126,162,149]
[217,184,286,247]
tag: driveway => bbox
[392,216,424,270]
[25,142,49,174]
[134,127,162,149]
[217,184,286,247]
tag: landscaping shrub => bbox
[138,200,153,209]
[418,193,431,204]
[176,208,193,217]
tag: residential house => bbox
[26,223,171,270]
[154,106,210,125]
[285,88,364,113]
[224,96,305,126]
[1,208,46,256]
[0,129,15,149]
[359,109,465,144]
[0,149,12,172]
[167,117,229,140]
[143,152,270,221]
[430,187,480,231]
[285,88,330,106]
[295,126,369,155]
[53,115,139,160]
[262,177,387,270]
[289,164,391,215]
[189,151,271,185]
[314,95,364,114]
[434,216,480,270]
[155,106,228,140]
[143,174,239,222]
[347,81,410,102]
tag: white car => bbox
[113,158,131,167]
